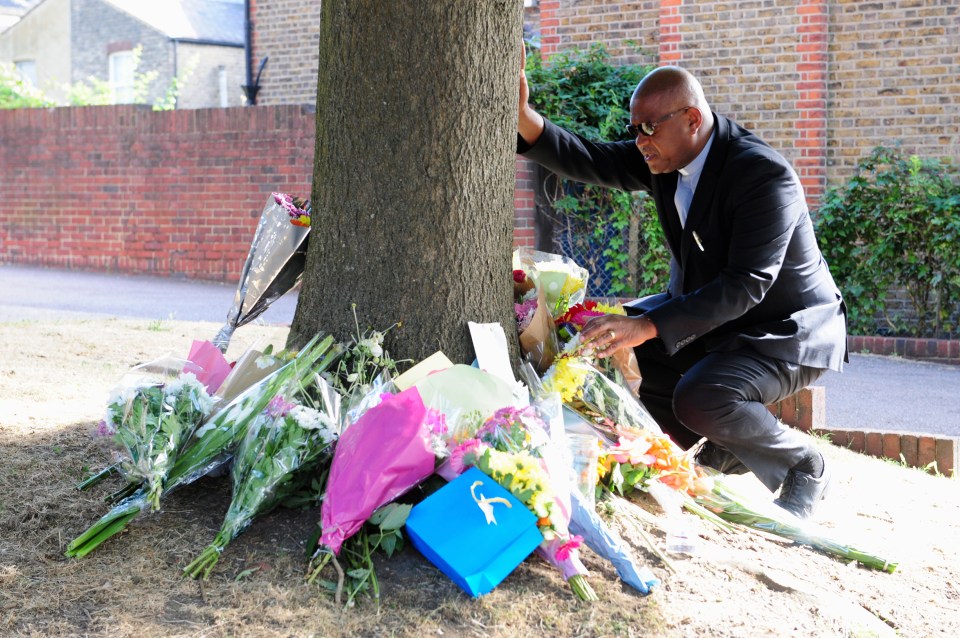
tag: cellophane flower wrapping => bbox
[319,386,436,555]
[516,287,560,374]
[543,347,662,439]
[65,335,339,560]
[554,299,643,396]
[184,373,339,579]
[98,356,217,512]
[513,248,589,317]
[693,470,898,573]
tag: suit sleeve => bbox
[518,120,652,192]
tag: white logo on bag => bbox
[470,480,512,525]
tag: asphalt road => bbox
[2,263,958,437]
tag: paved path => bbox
[2,263,958,437]
[0,263,297,324]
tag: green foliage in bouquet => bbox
[184,381,339,580]
[65,335,340,559]
[306,503,411,609]
[107,374,215,512]
[816,145,960,337]
[524,43,668,297]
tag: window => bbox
[14,60,36,86]
[108,50,136,103]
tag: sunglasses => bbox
[626,107,691,138]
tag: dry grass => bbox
[1,319,957,637]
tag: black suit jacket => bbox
[520,114,847,372]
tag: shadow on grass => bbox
[0,422,668,638]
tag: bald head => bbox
[631,66,710,114]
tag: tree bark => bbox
[288,0,524,367]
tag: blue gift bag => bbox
[405,467,544,597]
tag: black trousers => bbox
[633,338,825,492]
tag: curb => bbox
[772,386,957,478]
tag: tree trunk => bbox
[288,0,524,367]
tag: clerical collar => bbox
[678,130,715,180]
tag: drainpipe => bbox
[241,0,267,105]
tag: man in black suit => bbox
[518,63,846,519]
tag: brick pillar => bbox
[795,0,829,204]
[514,157,537,249]
[659,0,683,64]
[515,0,561,249]
[539,0,560,57]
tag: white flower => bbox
[164,372,200,397]
[289,405,336,443]
[428,433,449,459]
[358,334,384,358]
[346,372,359,383]
[164,372,216,416]
[107,382,142,410]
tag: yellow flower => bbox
[542,355,590,403]
[559,275,584,299]
[476,448,556,532]
[593,301,625,316]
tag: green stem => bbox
[568,574,598,601]
[75,464,119,491]
[305,550,332,585]
[65,493,145,558]
[183,537,227,580]
[105,481,141,504]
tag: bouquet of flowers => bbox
[590,416,899,572]
[97,363,217,512]
[213,192,311,352]
[694,472,899,573]
[65,334,340,559]
[599,426,703,497]
[514,248,588,318]
[542,339,661,438]
[184,376,339,580]
[554,300,642,395]
[307,386,439,605]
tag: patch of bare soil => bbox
[1,319,957,637]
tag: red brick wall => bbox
[513,157,538,249]
[0,105,314,282]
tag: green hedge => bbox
[815,146,960,338]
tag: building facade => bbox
[0,0,247,108]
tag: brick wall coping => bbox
[849,335,960,365]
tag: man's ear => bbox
[687,106,704,133]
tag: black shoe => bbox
[693,440,748,475]
[774,455,831,519]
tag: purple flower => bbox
[95,419,115,437]
[265,395,296,418]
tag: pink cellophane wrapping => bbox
[319,386,435,555]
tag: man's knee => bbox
[672,380,740,438]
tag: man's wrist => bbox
[518,107,545,146]
[638,315,658,339]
